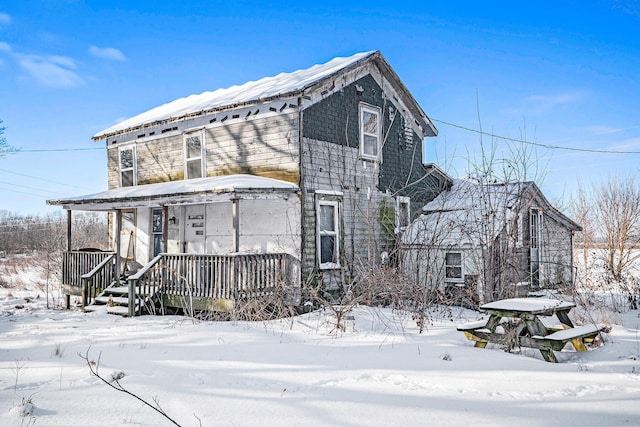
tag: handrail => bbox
[127,253,164,316]
[81,253,116,280]
[128,254,164,281]
[79,253,117,309]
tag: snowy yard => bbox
[1,282,640,427]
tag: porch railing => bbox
[62,250,117,309]
[127,253,299,316]
[80,253,117,309]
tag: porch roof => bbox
[46,174,300,211]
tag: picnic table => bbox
[457,297,605,362]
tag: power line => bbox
[0,186,54,198]
[431,118,640,154]
[12,147,103,153]
[0,181,67,196]
[0,168,97,191]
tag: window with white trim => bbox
[396,196,410,230]
[445,252,463,283]
[184,131,205,179]
[119,146,136,187]
[359,103,381,161]
[317,199,340,269]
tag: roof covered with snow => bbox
[47,175,299,210]
[93,51,437,140]
[402,179,579,247]
[94,52,382,140]
[402,180,527,246]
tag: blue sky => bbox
[1,0,639,215]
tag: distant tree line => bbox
[0,210,108,254]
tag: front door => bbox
[183,204,205,253]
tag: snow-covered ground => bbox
[1,259,640,426]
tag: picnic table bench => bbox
[457,297,606,362]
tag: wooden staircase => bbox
[84,283,156,316]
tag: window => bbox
[184,131,205,179]
[396,196,410,230]
[359,104,381,160]
[445,252,463,282]
[317,200,340,269]
[151,208,164,257]
[529,208,542,287]
[119,146,136,187]
[529,208,541,249]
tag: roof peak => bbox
[94,51,378,140]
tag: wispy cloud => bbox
[17,53,84,88]
[523,92,585,109]
[0,41,11,52]
[506,91,588,116]
[89,45,126,61]
[606,136,640,151]
[0,13,10,27]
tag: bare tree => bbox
[571,184,597,287]
[591,175,640,283]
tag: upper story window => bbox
[119,145,136,187]
[359,103,381,161]
[317,199,340,269]
[184,131,205,179]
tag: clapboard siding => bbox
[540,211,575,286]
[301,137,393,278]
[107,111,301,189]
[205,112,300,181]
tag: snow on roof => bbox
[94,51,376,140]
[402,180,529,247]
[47,174,299,207]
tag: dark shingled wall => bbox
[302,74,443,213]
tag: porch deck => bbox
[62,250,300,316]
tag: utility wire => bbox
[0,168,97,191]
[0,180,67,196]
[8,120,640,155]
[0,185,54,198]
[12,147,103,153]
[431,118,640,154]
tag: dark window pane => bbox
[187,159,202,179]
[363,111,378,135]
[120,149,133,169]
[320,235,335,264]
[152,209,163,233]
[186,136,201,159]
[363,135,378,156]
[121,170,134,187]
[153,234,163,256]
[319,205,335,231]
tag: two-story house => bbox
[48,51,449,315]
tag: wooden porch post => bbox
[115,210,122,283]
[66,209,72,252]
[232,198,240,253]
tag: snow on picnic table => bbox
[1,295,640,426]
[480,297,575,312]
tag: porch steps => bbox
[84,284,152,316]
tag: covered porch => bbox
[48,175,303,316]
